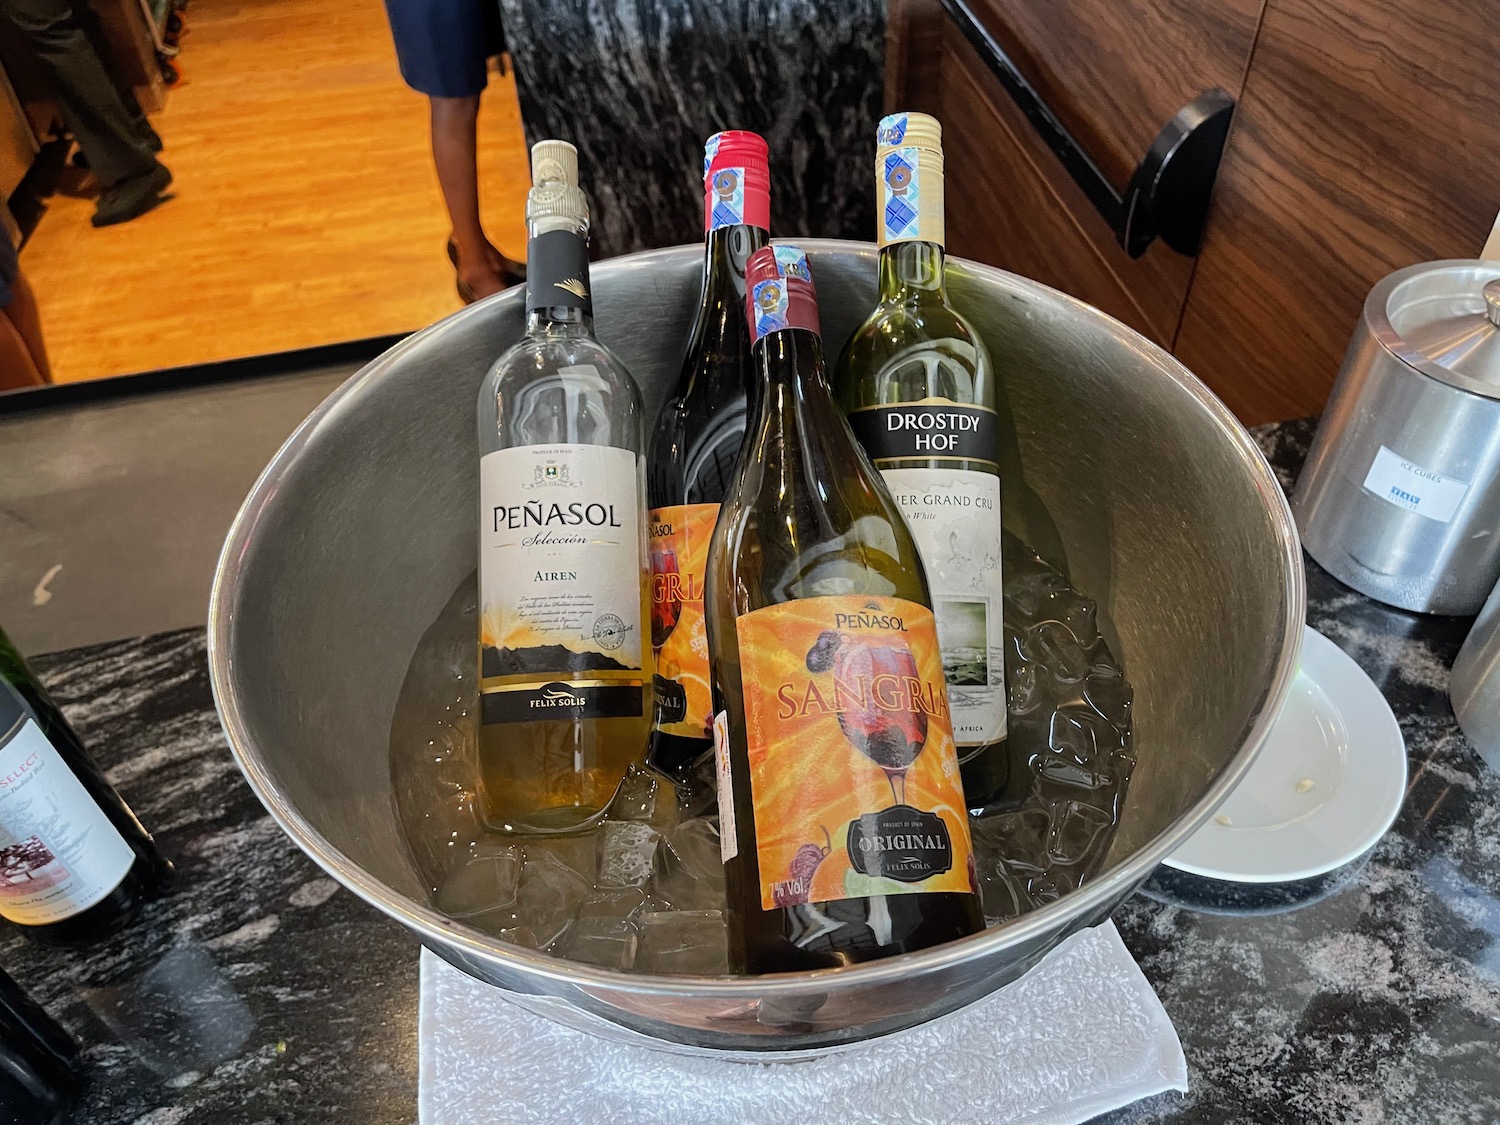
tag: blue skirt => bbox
[383,0,504,98]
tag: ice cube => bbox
[597,821,660,888]
[652,818,726,912]
[1045,799,1116,865]
[1047,589,1100,648]
[522,833,598,882]
[434,843,523,924]
[607,766,682,834]
[513,852,591,951]
[1023,620,1090,684]
[1083,666,1132,732]
[559,890,648,970]
[634,910,728,975]
[681,753,719,819]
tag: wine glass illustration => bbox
[806,628,928,807]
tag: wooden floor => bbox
[21,0,529,383]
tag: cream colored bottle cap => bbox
[527,139,589,233]
[875,112,944,248]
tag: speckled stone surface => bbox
[496,0,883,258]
[4,418,1498,1123]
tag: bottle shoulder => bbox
[835,298,994,410]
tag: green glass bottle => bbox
[832,111,1018,812]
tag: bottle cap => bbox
[874,112,944,248]
[528,139,589,234]
[703,130,771,234]
[745,244,820,342]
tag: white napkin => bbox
[418,922,1186,1125]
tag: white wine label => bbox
[713,711,736,863]
[1361,445,1471,524]
[479,443,646,725]
[881,468,1008,748]
[0,713,133,926]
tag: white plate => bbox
[1163,625,1407,883]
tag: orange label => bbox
[649,503,718,740]
[736,595,975,911]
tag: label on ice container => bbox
[1361,445,1471,524]
[0,708,133,926]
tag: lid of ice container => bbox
[1371,262,1500,398]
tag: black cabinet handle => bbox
[940,0,1234,258]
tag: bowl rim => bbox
[208,238,1306,1000]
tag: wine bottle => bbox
[0,626,170,945]
[476,140,652,834]
[832,112,1013,812]
[0,966,80,1123]
[646,130,771,777]
[705,246,984,974]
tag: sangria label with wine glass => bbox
[648,502,719,739]
[735,594,974,910]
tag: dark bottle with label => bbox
[832,112,1020,813]
[0,966,81,1123]
[646,131,772,777]
[705,246,984,974]
[0,625,171,946]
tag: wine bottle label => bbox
[526,229,592,314]
[0,708,133,926]
[479,444,646,724]
[877,143,944,248]
[734,595,975,910]
[880,469,1008,748]
[847,400,998,465]
[648,503,719,740]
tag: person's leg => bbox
[6,270,52,384]
[2,0,157,187]
[74,0,159,148]
[429,94,509,300]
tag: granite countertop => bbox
[4,419,1498,1124]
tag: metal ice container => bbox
[1293,262,1500,615]
[209,241,1304,1055]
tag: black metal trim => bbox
[0,333,407,416]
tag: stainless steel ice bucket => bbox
[1293,261,1500,615]
[1451,577,1500,773]
[209,241,1303,1055]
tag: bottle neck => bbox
[700,224,768,317]
[755,328,831,407]
[525,304,594,336]
[877,240,947,303]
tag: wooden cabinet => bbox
[888,0,1500,423]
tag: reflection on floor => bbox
[0,366,353,652]
[19,0,528,384]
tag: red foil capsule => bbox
[744,245,821,342]
[703,130,771,233]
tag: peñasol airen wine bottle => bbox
[646,130,771,777]
[833,112,1012,812]
[476,140,652,834]
[705,245,984,973]
[0,625,171,945]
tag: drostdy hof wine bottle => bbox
[475,140,652,834]
[705,245,984,974]
[832,112,1014,813]
[646,130,771,778]
[0,625,171,945]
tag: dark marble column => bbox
[497,0,885,257]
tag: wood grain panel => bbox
[935,13,1196,344]
[1174,0,1500,422]
[963,0,1263,189]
